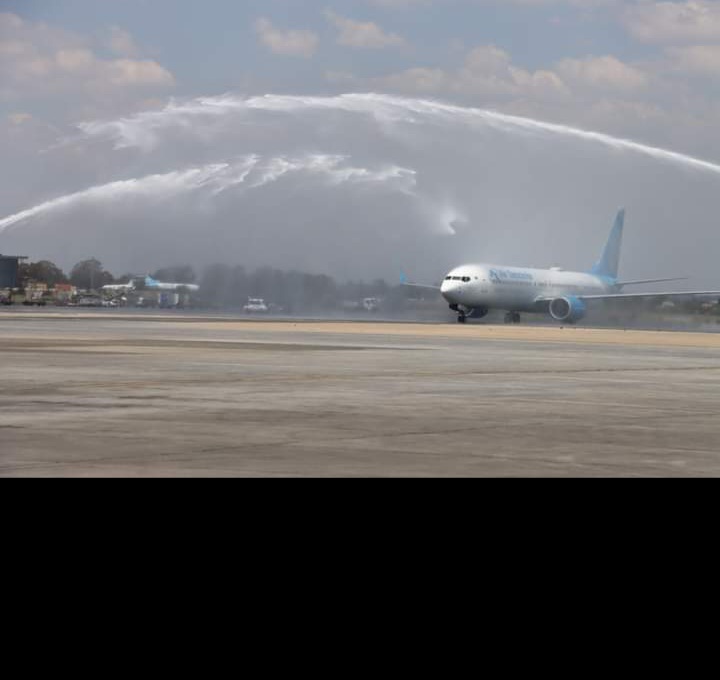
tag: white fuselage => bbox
[440,264,614,313]
[102,284,134,292]
[149,282,200,292]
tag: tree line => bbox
[17,258,420,311]
[19,258,115,290]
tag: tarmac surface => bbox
[2,311,720,476]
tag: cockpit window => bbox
[462,277,471,282]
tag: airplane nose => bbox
[441,280,457,300]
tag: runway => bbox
[2,312,720,476]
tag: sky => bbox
[2,0,720,284]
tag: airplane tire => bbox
[457,314,466,324]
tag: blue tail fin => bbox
[591,209,624,280]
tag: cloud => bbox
[254,18,319,57]
[367,0,432,7]
[325,10,406,49]
[556,55,648,91]
[323,41,720,154]
[372,44,569,101]
[0,13,174,110]
[665,45,720,77]
[108,26,141,57]
[371,46,647,106]
[367,0,617,7]
[622,1,720,45]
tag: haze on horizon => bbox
[2,1,720,286]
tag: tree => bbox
[18,260,68,288]
[199,263,232,307]
[70,259,114,291]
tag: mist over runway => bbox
[3,93,720,286]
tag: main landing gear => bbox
[504,312,521,324]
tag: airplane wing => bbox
[615,277,687,286]
[579,291,720,301]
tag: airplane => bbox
[101,276,200,293]
[142,276,199,293]
[101,282,135,293]
[403,209,720,324]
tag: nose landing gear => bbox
[449,304,467,324]
[450,305,488,324]
[504,312,521,324]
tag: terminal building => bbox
[0,255,28,289]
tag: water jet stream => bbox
[0,154,418,233]
[79,92,720,176]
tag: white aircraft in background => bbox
[101,282,135,293]
[102,276,199,293]
[404,209,720,324]
[142,276,199,292]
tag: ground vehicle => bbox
[363,297,380,312]
[76,296,103,307]
[243,298,269,314]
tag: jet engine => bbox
[549,296,587,323]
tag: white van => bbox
[243,298,269,314]
[363,298,380,312]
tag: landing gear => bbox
[450,303,466,324]
[504,312,521,324]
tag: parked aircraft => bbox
[142,276,199,293]
[102,276,199,293]
[404,209,720,324]
[101,282,135,293]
